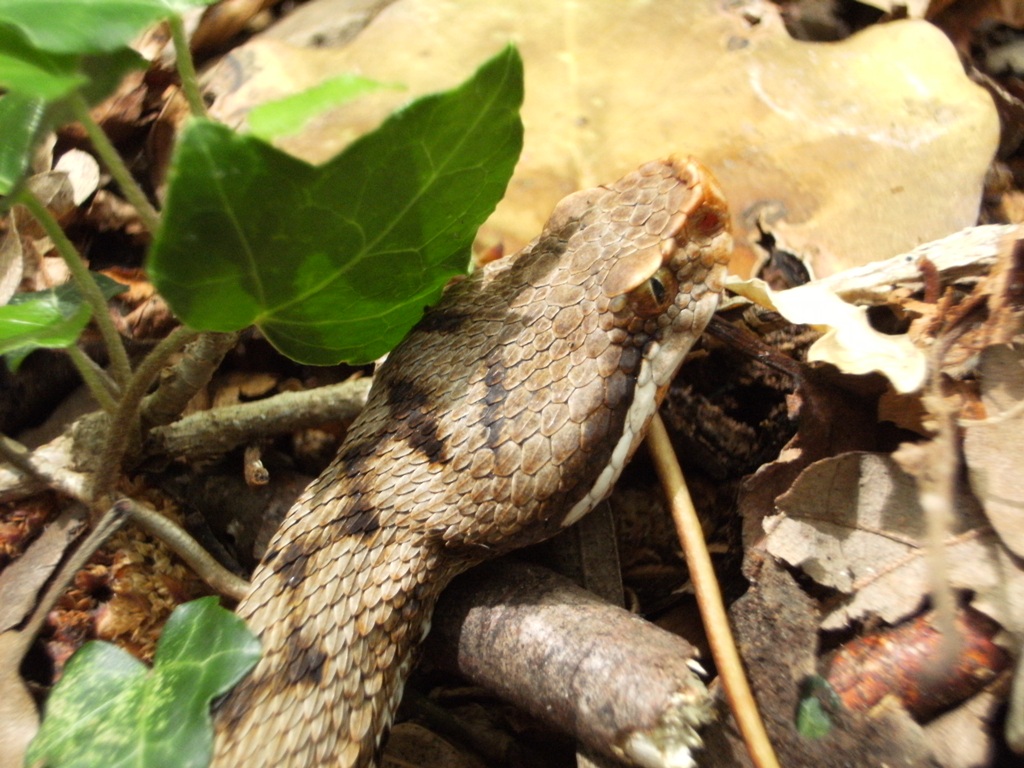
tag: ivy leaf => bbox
[149,45,523,365]
[26,597,261,768]
[0,25,84,101]
[0,273,127,369]
[0,0,216,55]
[246,73,402,141]
[0,92,47,196]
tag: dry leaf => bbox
[0,631,39,768]
[727,276,927,393]
[53,150,100,207]
[764,452,1024,634]
[963,344,1024,558]
[0,506,87,634]
[204,0,998,274]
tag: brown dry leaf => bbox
[0,215,23,304]
[204,0,997,274]
[53,149,100,207]
[0,631,38,768]
[727,275,927,393]
[963,344,1024,559]
[764,452,1024,634]
[0,506,86,634]
[924,688,1009,768]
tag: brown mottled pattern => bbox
[211,158,732,767]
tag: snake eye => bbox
[627,266,677,317]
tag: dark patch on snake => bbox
[272,540,313,588]
[385,378,448,464]
[416,305,471,334]
[282,626,328,686]
[329,499,381,537]
[336,438,376,477]
[481,360,507,449]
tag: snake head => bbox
[549,157,732,526]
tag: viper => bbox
[211,157,732,766]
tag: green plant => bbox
[0,1,523,764]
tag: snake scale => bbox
[211,158,732,767]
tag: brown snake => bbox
[211,158,731,767]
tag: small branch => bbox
[17,190,133,387]
[0,432,90,504]
[145,377,372,462]
[646,413,781,768]
[121,498,248,600]
[142,330,238,428]
[168,14,207,118]
[427,559,712,768]
[68,93,161,234]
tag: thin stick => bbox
[646,412,781,768]
[122,498,248,600]
[12,500,129,655]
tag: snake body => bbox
[212,158,731,767]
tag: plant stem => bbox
[123,498,248,599]
[68,92,161,234]
[17,190,133,388]
[91,325,200,500]
[65,345,119,413]
[142,330,238,428]
[168,14,207,118]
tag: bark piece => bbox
[427,560,711,768]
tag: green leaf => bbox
[0,24,84,100]
[795,676,840,739]
[149,45,523,365]
[247,74,403,140]
[0,274,127,369]
[26,597,261,768]
[0,0,216,55]
[0,92,47,194]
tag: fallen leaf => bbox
[764,452,1024,633]
[963,344,1024,558]
[205,0,998,274]
[0,631,39,768]
[0,505,86,634]
[727,276,927,393]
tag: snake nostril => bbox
[689,207,725,240]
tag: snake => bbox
[211,157,732,767]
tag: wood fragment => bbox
[427,559,712,768]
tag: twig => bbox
[646,412,781,768]
[91,327,202,500]
[65,345,119,413]
[428,559,712,767]
[145,377,372,462]
[0,432,90,504]
[16,189,133,388]
[142,330,238,428]
[121,498,248,600]
[10,500,129,657]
